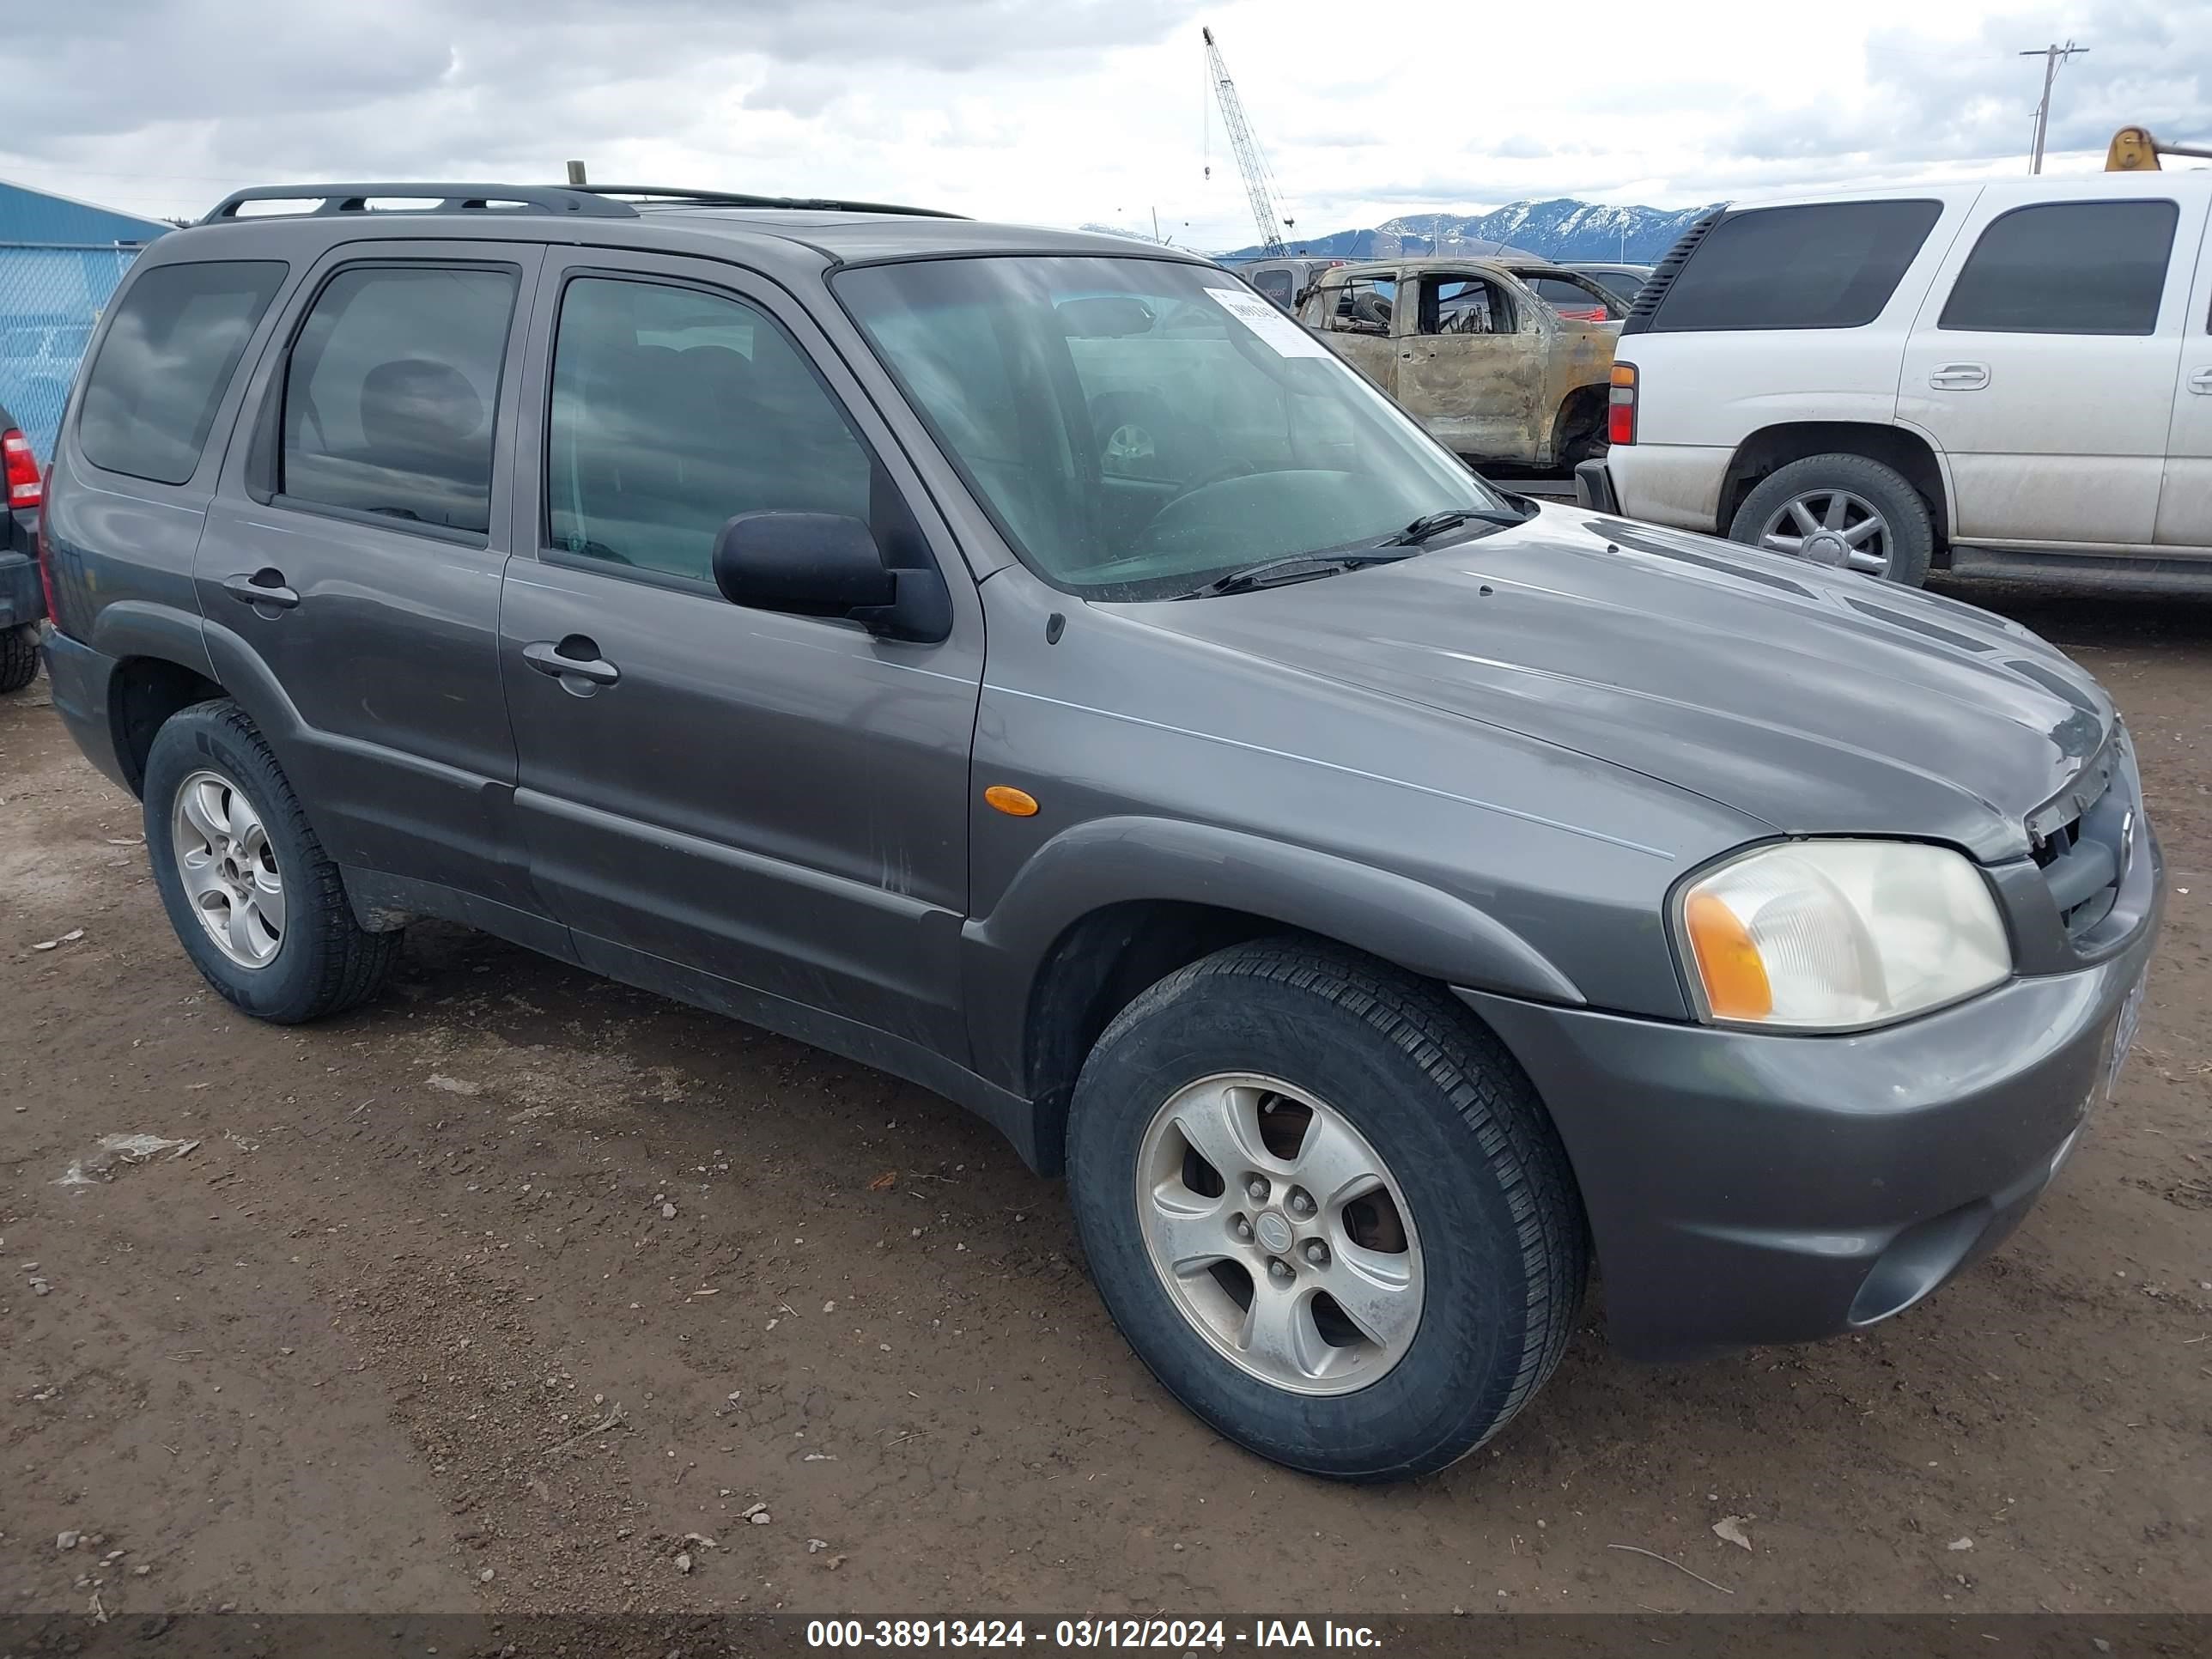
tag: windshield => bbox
[835,256,1504,599]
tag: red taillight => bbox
[34,462,57,623]
[1607,362,1638,447]
[2,429,39,510]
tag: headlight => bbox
[1676,841,2010,1030]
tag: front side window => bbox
[1324,276,1395,335]
[1939,200,2178,336]
[78,260,288,485]
[282,265,517,534]
[837,255,1501,599]
[546,276,874,583]
[1650,199,1942,331]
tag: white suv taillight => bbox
[1607,363,1638,446]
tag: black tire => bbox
[143,699,399,1024]
[1557,398,1606,473]
[1729,452,1935,586]
[1066,939,1588,1481]
[0,629,37,694]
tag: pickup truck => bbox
[1297,258,1623,471]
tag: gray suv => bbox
[38,182,2160,1482]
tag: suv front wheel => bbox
[143,700,399,1023]
[1729,453,1935,586]
[1066,939,1588,1480]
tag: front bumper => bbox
[1457,836,2163,1363]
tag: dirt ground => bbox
[3,578,2208,1623]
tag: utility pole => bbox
[2020,41,2087,174]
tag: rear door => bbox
[1899,183,2199,550]
[498,251,983,1054]
[198,240,546,918]
[1395,270,1543,461]
[2154,190,2212,551]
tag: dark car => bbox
[1565,260,1654,306]
[0,398,46,691]
[38,182,2160,1482]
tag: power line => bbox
[2020,40,2088,175]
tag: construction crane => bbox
[2106,125,2212,169]
[1202,27,1291,257]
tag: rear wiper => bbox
[1174,549,1417,599]
[1378,506,1528,547]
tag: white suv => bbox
[1577,172,2212,587]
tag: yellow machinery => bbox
[2106,127,2212,170]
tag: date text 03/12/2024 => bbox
[805,1619,1384,1649]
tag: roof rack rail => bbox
[199,184,639,225]
[586,185,966,220]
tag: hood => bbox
[1120,507,2112,863]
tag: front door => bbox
[2155,195,2212,552]
[1394,270,1544,462]
[499,253,984,1054]
[1305,270,1400,394]
[197,240,544,912]
[1898,183,2200,550]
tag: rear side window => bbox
[1939,200,2178,336]
[77,261,287,485]
[281,265,518,535]
[1250,269,1293,306]
[1649,200,1942,331]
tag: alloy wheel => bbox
[1135,1073,1423,1395]
[1757,487,1892,575]
[172,769,285,969]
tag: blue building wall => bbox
[0,180,169,459]
[0,179,170,246]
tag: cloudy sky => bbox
[4,0,2206,248]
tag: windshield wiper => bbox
[1377,506,1529,548]
[1174,549,1417,600]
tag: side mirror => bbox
[711,512,949,643]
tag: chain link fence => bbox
[0,242,145,462]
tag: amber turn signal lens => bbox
[1683,889,1773,1020]
[984,785,1040,817]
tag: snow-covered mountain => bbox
[1220,198,1723,264]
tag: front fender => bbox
[959,813,1583,1097]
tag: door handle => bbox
[2188,367,2212,395]
[522,638,620,689]
[1929,362,1990,391]
[222,569,299,609]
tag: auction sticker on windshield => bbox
[1205,284,1334,357]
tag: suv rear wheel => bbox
[143,700,399,1023]
[1066,939,1587,1481]
[1729,453,1935,586]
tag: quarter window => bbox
[281,265,517,535]
[1649,200,1942,331]
[77,260,289,485]
[1939,200,2178,336]
[546,276,874,583]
